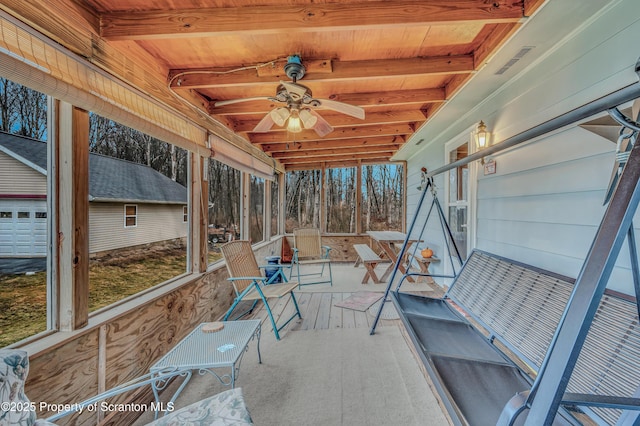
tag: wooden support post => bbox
[278,172,285,235]
[241,172,250,240]
[190,152,207,273]
[55,101,89,331]
[264,177,272,239]
[356,161,363,234]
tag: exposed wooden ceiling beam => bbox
[259,136,405,152]
[209,88,445,116]
[233,110,427,132]
[270,144,401,159]
[248,123,414,144]
[100,1,524,40]
[280,151,395,165]
[171,56,474,89]
[286,158,401,171]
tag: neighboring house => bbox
[0,132,187,257]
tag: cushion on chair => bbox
[147,387,253,426]
[0,349,37,426]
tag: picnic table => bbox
[366,231,421,282]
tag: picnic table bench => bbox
[392,249,640,426]
[353,243,385,284]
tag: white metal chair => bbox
[220,240,301,340]
[0,349,253,425]
[290,228,333,287]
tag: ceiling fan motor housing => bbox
[284,55,305,81]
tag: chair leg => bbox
[223,298,259,321]
[290,291,302,319]
[253,285,282,340]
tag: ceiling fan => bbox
[213,56,365,137]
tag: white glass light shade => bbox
[287,110,302,133]
[299,108,317,128]
[270,107,290,126]
[475,121,490,149]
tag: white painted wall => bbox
[405,0,640,295]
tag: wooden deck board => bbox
[329,293,344,329]
[240,287,403,334]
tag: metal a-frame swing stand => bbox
[370,176,463,335]
[371,57,640,424]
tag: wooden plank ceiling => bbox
[4,0,539,171]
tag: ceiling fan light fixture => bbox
[299,108,317,128]
[287,110,302,133]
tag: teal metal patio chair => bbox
[290,228,333,287]
[220,240,301,340]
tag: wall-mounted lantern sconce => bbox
[474,121,492,165]
[475,120,490,150]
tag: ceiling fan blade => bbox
[315,98,365,120]
[280,81,308,100]
[214,96,272,107]
[309,110,334,137]
[253,113,276,132]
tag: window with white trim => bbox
[124,204,138,228]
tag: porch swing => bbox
[368,171,464,330]
[369,57,640,426]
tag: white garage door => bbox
[0,200,47,256]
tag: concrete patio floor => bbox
[134,262,451,426]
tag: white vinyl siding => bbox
[89,202,187,253]
[476,126,613,276]
[0,151,46,195]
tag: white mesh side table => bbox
[150,320,261,417]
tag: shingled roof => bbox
[0,132,187,204]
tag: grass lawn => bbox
[0,249,223,347]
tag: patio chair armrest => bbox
[227,276,265,282]
[44,370,189,422]
[321,246,332,258]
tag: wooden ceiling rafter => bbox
[281,151,395,165]
[170,55,476,90]
[286,159,404,171]
[233,111,427,133]
[258,136,405,152]
[209,88,445,116]
[247,123,416,144]
[99,1,525,41]
[271,147,403,161]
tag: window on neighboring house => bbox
[18,211,30,219]
[0,211,12,218]
[183,205,188,223]
[124,205,138,227]
[88,113,188,313]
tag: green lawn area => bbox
[0,250,223,347]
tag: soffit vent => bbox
[495,46,535,75]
